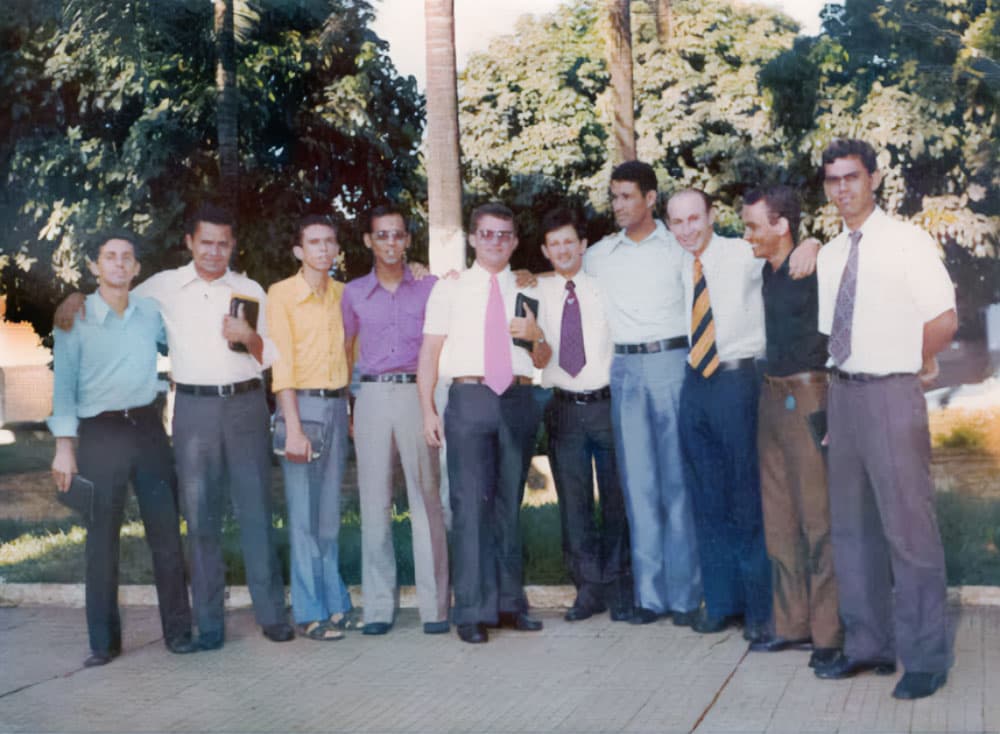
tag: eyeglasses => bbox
[476,229,515,243]
[373,230,408,242]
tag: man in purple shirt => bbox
[342,204,450,635]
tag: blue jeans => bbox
[609,348,702,614]
[279,393,352,624]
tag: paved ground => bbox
[1,603,999,734]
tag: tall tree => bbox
[603,0,636,163]
[214,0,238,214]
[424,0,465,274]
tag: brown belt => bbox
[763,370,829,387]
[452,375,533,386]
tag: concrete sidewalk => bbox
[1,604,998,734]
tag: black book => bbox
[228,295,260,353]
[56,475,95,523]
[513,293,539,351]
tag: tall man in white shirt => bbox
[671,188,773,641]
[533,208,630,621]
[812,139,956,700]
[583,161,701,625]
[135,204,293,649]
[418,202,545,644]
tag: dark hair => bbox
[743,185,801,244]
[667,188,713,215]
[185,203,234,236]
[610,160,658,196]
[469,202,517,234]
[365,203,407,234]
[86,230,142,261]
[540,207,584,240]
[821,138,878,174]
[296,214,338,249]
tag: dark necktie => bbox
[559,280,586,377]
[688,256,719,378]
[829,230,862,365]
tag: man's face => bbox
[89,238,140,288]
[667,192,714,255]
[823,155,882,224]
[363,213,410,267]
[469,214,518,272]
[294,223,339,274]
[541,224,587,278]
[610,180,656,232]
[186,221,234,280]
[741,200,783,260]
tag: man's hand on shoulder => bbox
[53,292,86,331]
[789,237,821,280]
[409,262,431,280]
[512,269,538,289]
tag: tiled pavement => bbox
[1,604,999,734]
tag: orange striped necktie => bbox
[688,256,719,378]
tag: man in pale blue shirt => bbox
[49,233,195,667]
[583,161,702,625]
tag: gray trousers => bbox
[355,382,449,624]
[173,388,287,640]
[827,374,949,673]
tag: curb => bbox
[2,582,999,609]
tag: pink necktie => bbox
[484,274,513,394]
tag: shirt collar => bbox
[844,206,885,238]
[607,220,670,253]
[178,261,236,288]
[85,291,134,324]
[359,266,415,299]
[292,269,333,304]
[469,261,511,281]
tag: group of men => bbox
[49,137,956,701]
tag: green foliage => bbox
[0,0,424,336]
[933,423,987,450]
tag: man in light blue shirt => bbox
[583,161,702,625]
[49,233,195,667]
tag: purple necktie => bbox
[484,274,513,394]
[829,230,862,365]
[559,280,586,377]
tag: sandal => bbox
[300,621,344,641]
[328,610,362,631]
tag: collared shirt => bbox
[267,270,349,392]
[761,255,828,376]
[341,266,437,375]
[48,292,164,437]
[680,234,765,361]
[583,221,687,343]
[535,271,612,391]
[817,207,955,375]
[423,262,539,379]
[133,262,277,385]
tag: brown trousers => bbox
[758,373,842,647]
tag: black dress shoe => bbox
[671,609,699,627]
[609,606,632,622]
[497,611,543,631]
[262,623,295,642]
[197,634,224,651]
[814,651,896,679]
[748,635,812,652]
[457,623,488,644]
[362,622,392,635]
[691,610,739,634]
[564,605,595,622]
[892,671,947,700]
[423,621,450,634]
[809,647,840,668]
[83,649,120,667]
[165,637,199,654]
[629,606,659,625]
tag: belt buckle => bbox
[647,341,661,353]
[218,383,235,398]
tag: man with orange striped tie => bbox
[669,188,817,643]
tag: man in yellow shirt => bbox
[266,214,353,641]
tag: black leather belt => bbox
[360,373,417,384]
[299,387,348,398]
[614,336,688,354]
[553,386,611,404]
[832,368,914,383]
[453,375,533,386]
[717,357,757,372]
[91,402,158,422]
[174,378,262,397]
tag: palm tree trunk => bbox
[215,0,238,215]
[604,0,636,163]
[424,0,465,274]
[649,0,672,43]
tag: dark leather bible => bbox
[513,293,539,351]
[228,295,260,353]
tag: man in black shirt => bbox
[741,185,842,667]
